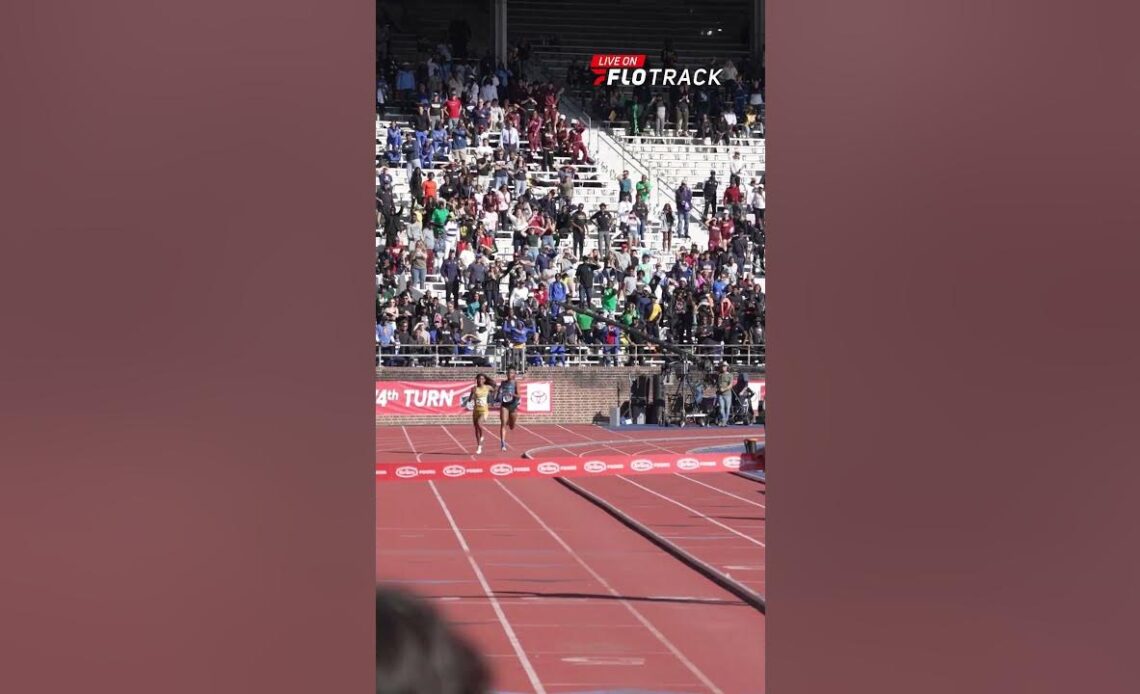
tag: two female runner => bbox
[469,368,521,455]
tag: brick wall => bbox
[376,366,765,425]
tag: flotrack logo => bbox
[591,54,722,87]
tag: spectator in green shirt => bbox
[601,283,619,315]
[621,305,637,327]
[428,203,451,257]
[575,310,594,335]
[430,204,450,233]
[635,175,651,203]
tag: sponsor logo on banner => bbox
[583,460,607,473]
[676,458,701,471]
[526,382,552,413]
[379,449,760,483]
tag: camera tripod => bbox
[663,357,710,427]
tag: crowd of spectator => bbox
[376,41,766,371]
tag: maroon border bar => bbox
[0,1,375,693]
[2,1,1139,693]
[770,1,1140,692]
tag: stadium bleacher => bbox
[376,24,765,372]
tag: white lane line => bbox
[400,425,423,463]
[428,481,546,694]
[375,526,553,532]
[493,480,724,694]
[440,424,475,459]
[606,426,766,458]
[617,476,766,548]
[528,433,764,457]
[675,474,767,509]
[519,424,559,448]
[482,419,502,446]
[554,424,629,456]
[602,426,692,457]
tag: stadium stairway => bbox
[376,107,765,310]
[612,131,765,206]
[377,117,679,306]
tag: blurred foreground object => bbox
[376,586,490,694]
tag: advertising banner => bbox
[376,451,745,483]
[376,381,552,416]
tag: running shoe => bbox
[500,441,507,451]
[476,444,482,455]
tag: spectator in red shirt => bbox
[541,83,560,123]
[723,180,743,214]
[445,93,462,123]
[719,211,735,242]
[421,172,438,202]
[707,215,722,250]
[568,122,593,164]
[478,227,496,253]
[526,113,543,152]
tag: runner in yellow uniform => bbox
[470,373,494,455]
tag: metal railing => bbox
[551,89,716,227]
[529,60,682,220]
[377,342,765,369]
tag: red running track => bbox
[570,473,766,596]
[377,476,765,694]
[379,423,765,465]
[529,421,767,596]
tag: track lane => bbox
[434,478,717,692]
[383,477,764,693]
[380,423,765,466]
[379,424,768,691]
[571,474,767,596]
[376,480,539,694]
[487,477,764,693]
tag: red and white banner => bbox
[740,447,766,474]
[376,451,745,483]
[376,381,552,416]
